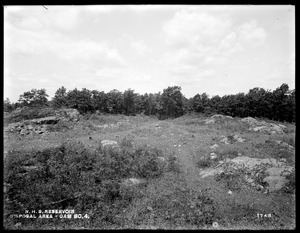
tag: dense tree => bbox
[160,86,184,118]
[66,88,93,114]
[52,86,68,108]
[91,90,107,112]
[18,88,48,107]
[6,83,295,123]
[4,98,13,112]
[106,89,123,114]
[123,89,136,115]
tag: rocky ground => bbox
[3,110,295,230]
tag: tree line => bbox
[4,83,295,123]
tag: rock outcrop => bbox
[204,114,234,124]
[241,117,285,134]
[55,108,80,122]
[199,156,294,193]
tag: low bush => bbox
[215,171,245,191]
[4,138,174,229]
[197,159,212,169]
[282,170,295,194]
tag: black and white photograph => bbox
[3,5,295,230]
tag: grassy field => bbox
[3,112,295,230]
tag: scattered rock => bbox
[22,165,40,172]
[278,124,287,129]
[121,178,147,187]
[245,177,255,184]
[220,137,230,144]
[210,144,219,151]
[256,184,264,191]
[233,135,246,143]
[101,140,118,148]
[158,157,166,162]
[204,119,215,124]
[147,206,153,212]
[210,153,218,160]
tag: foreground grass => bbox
[4,137,217,229]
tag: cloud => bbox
[236,20,266,47]
[130,40,152,56]
[4,6,80,31]
[4,19,125,67]
[163,10,232,48]
[161,9,267,77]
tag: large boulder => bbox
[31,116,59,125]
[263,176,289,192]
[241,117,285,134]
[241,117,258,125]
[55,108,80,122]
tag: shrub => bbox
[167,153,181,173]
[197,159,212,169]
[215,171,245,191]
[282,170,295,194]
[4,138,173,229]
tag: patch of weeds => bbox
[220,121,249,133]
[215,170,245,191]
[229,202,258,222]
[196,158,212,169]
[166,153,181,173]
[277,135,295,148]
[144,188,216,228]
[4,137,172,229]
[282,170,295,194]
[255,141,294,163]
[227,135,235,143]
[218,148,239,160]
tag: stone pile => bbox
[241,117,286,134]
[5,108,80,136]
[4,117,56,136]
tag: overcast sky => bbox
[4,5,295,103]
